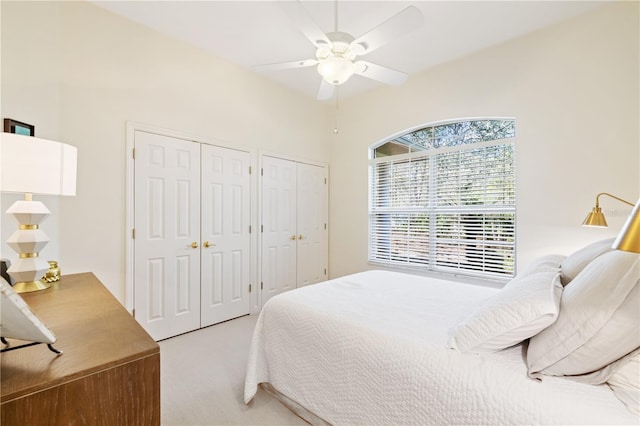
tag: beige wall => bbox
[329,1,639,279]
[1,1,329,301]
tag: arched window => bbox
[369,119,516,278]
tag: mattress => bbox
[244,270,637,425]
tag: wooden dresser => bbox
[1,273,160,425]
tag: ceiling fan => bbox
[254,1,424,100]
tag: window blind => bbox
[369,139,515,278]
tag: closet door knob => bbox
[191,242,198,249]
[290,235,297,240]
[298,235,303,240]
[203,241,215,248]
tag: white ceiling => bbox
[91,0,609,101]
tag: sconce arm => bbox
[594,193,635,208]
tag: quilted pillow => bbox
[519,254,566,276]
[559,347,640,414]
[608,351,640,414]
[560,238,615,285]
[527,250,640,377]
[448,255,563,353]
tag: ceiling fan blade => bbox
[279,0,331,48]
[253,59,318,72]
[317,79,335,100]
[354,61,408,86]
[350,6,424,56]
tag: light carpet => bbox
[159,314,307,425]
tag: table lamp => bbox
[613,199,639,253]
[0,132,77,293]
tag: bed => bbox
[244,240,640,425]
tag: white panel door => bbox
[261,156,297,306]
[296,163,328,287]
[134,131,201,341]
[200,144,251,327]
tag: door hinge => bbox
[249,225,252,234]
[132,148,136,159]
[249,165,252,174]
[261,282,264,290]
[132,308,136,318]
[324,223,327,230]
[261,168,264,176]
[132,228,135,239]
[324,178,327,184]
[261,225,263,233]
[249,284,252,293]
[324,268,327,275]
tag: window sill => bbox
[367,261,510,289]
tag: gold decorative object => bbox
[613,199,640,253]
[42,261,61,283]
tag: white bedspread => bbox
[244,270,637,425]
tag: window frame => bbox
[368,118,516,279]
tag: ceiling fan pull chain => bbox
[334,0,338,33]
[333,87,340,134]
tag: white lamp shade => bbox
[317,56,355,85]
[1,132,77,196]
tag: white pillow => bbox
[560,238,615,285]
[519,254,566,276]
[558,347,640,414]
[608,352,640,414]
[527,251,640,377]
[448,257,563,353]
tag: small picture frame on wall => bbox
[4,118,35,136]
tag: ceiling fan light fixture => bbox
[259,3,424,98]
[317,56,355,85]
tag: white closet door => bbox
[261,156,297,306]
[200,144,251,327]
[296,163,328,287]
[134,131,201,341]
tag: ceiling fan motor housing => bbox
[316,32,357,61]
